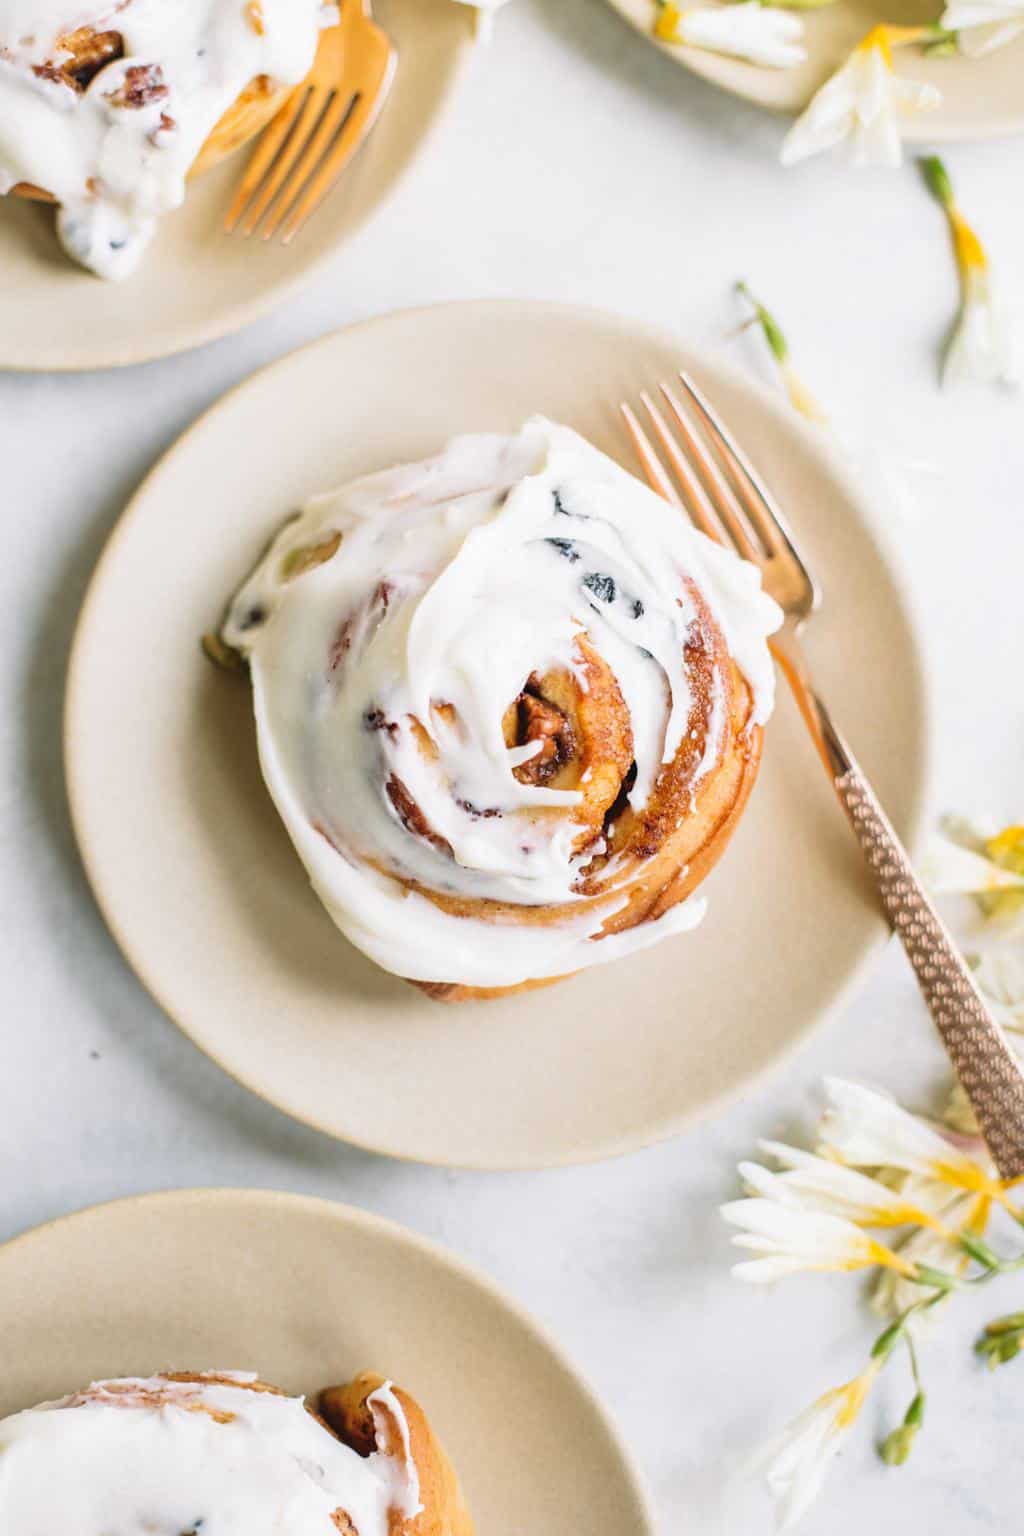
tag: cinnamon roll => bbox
[0,1,327,278]
[0,1369,473,1535]
[215,419,781,999]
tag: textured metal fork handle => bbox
[806,693,1024,1180]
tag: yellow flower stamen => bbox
[927,1159,1023,1220]
[987,826,1024,862]
[865,1237,921,1278]
[875,1205,951,1236]
[858,23,894,62]
[980,826,1024,917]
[830,1360,882,1428]
[966,1193,993,1235]
[950,207,988,274]
[654,2,682,40]
[857,22,932,59]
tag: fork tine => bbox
[656,383,762,561]
[236,86,325,236]
[619,403,682,509]
[636,391,733,546]
[279,42,395,244]
[223,87,304,234]
[676,370,804,565]
[260,88,352,240]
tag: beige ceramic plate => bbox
[0,0,474,372]
[0,1188,654,1536]
[605,0,1024,141]
[66,299,931,1168]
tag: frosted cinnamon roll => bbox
[215,419,781,999]
[0,1,328,278]
[0,1369,473,1535]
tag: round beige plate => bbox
[0,0,474,372]
[605,0,1024,141]
[0,1188,654,1536]
[66,299,932,1168]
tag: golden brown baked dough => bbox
[410,587,763,1002]
[320,1373,475,1536]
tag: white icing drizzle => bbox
[223,419,781,988]
[0,0,326,277]
[0,1374,421,1534]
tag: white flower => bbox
[752,1361,881,1529]
[940,0,1024,53]
[944,262,1016,388]
[971,949,1024,1032]
[781,25,941,168]
[664,2,806,67]
[919,160,1017,390]
[721,1197,918,1281]
[924,815,1024,913]
[923,837,1024,896]
[742,1142,951,1230]
[819,1078,1006,1202]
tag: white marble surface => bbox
[2,2,1023,1531]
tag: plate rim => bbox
[0,6,478,374]
[0,1185,658,1534]
[600,0,1024,143]
[64,297,938,1169]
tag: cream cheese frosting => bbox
[222,418,781,988]
[0,1374,421,1534]
[0,0,326,277]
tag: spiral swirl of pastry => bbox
[220,419,780,995]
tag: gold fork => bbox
[622,374,1024,1180]
[224,0,397,244]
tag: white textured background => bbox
[2,2,1023,1530]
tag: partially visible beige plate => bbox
[0,0,474,372]
[0,1188,654,1536]
[65,299,932,1168]
[605,0,1024,141]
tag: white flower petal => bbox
[739,1159,808,1206]
[752,1369,878,1529]
[972,949,1024,1031]
[781,70,858,165]
[756,1140,921,1223]
[923,836,1024,893]
[781,34,940,169]
[942,271,1017,389]
[941,0,1024,51]
[732,1255,818,1282]
[722,1196,878,1275]
[678,3,807,68]
[959,16,1024,51]
[820,1077,988,1189]
[939,812,992,852]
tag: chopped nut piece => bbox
[280,530,342,582]
[106,63,169,109]
[201,633,246,673]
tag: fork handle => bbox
[795,679,1024,1179]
